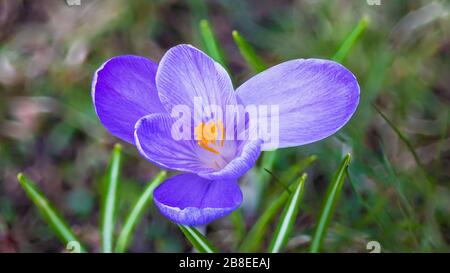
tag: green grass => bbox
[178,225,217,253]
[115,171,167,253]
[17,174,86,252]
[269,173,307,253]
[310,154,351,253]
[100,144,122,253]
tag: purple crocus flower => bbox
[92,44,359,226]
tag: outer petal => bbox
[134,113,212,174]
[236,59,360,150]
[154,173,242,225]
[92,55,165,144]
[156,44,236,118]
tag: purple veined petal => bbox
[236,59,360,150]
[198,139,263,180]
[92,55,165,144]
[134,113,213,174]
[156,44,236,119]
[154,173,242,226]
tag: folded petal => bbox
[156,44,236,118]
[236,59,360,150]
[92,55,165,144]
[154,173,242,225]
[134,113,212,174]
[198,139,263,180]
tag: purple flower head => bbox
[92,44,359,226]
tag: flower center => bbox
[194,120,225,154]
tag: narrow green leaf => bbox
[240,155,316,252]
[100,143,122,253]
[17,173,86,252]
[178,225,218,253]
[239,187,289,252]
[115,171,167,253]
[268,173,307,253]
[199,19,228,70]
[310,153,351,253]
[332,16,369,63]
[232,30,267,73]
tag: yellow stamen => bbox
[197,141,220,154]
[194,120,225,154]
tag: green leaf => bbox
[178,225,218,253]
[100,143,122,253]
[199,19,228,70]
[239,188,288,252]
[115,171,167,253]
[309,153,351,253]
[17,173,86,252]
[240,155,316,252]
[232,30,267,73]
[332,16,369,63]
[268,173,307,253]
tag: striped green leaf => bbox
[199,19,228,70]
[268,173,307,253]
[17,173,86,252]
[115,171,167,253]
[232,30,267,73]
[240,155,316,252]
[100,143,122,253]
[310,153,351,253]
[178,225,218,253]
[333,16,369,63]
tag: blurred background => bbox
[0,0,449,253]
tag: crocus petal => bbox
[154,173,242,225]
[134,113,214,174]
[198,139,263,180]
[92,55,165,144]
[156,44,236,117]
[236,59,360,150]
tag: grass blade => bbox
[310,153,351,253]
[240,155,316,252]
[268,173,307,253]
[232,30,267,73]
[199,19,228,70]
[239,187,289,252]
[178,225,218,253]
[17,173,86,252]
[332,16,369,63]
[115,171,167,253]
[100,143,122,253]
